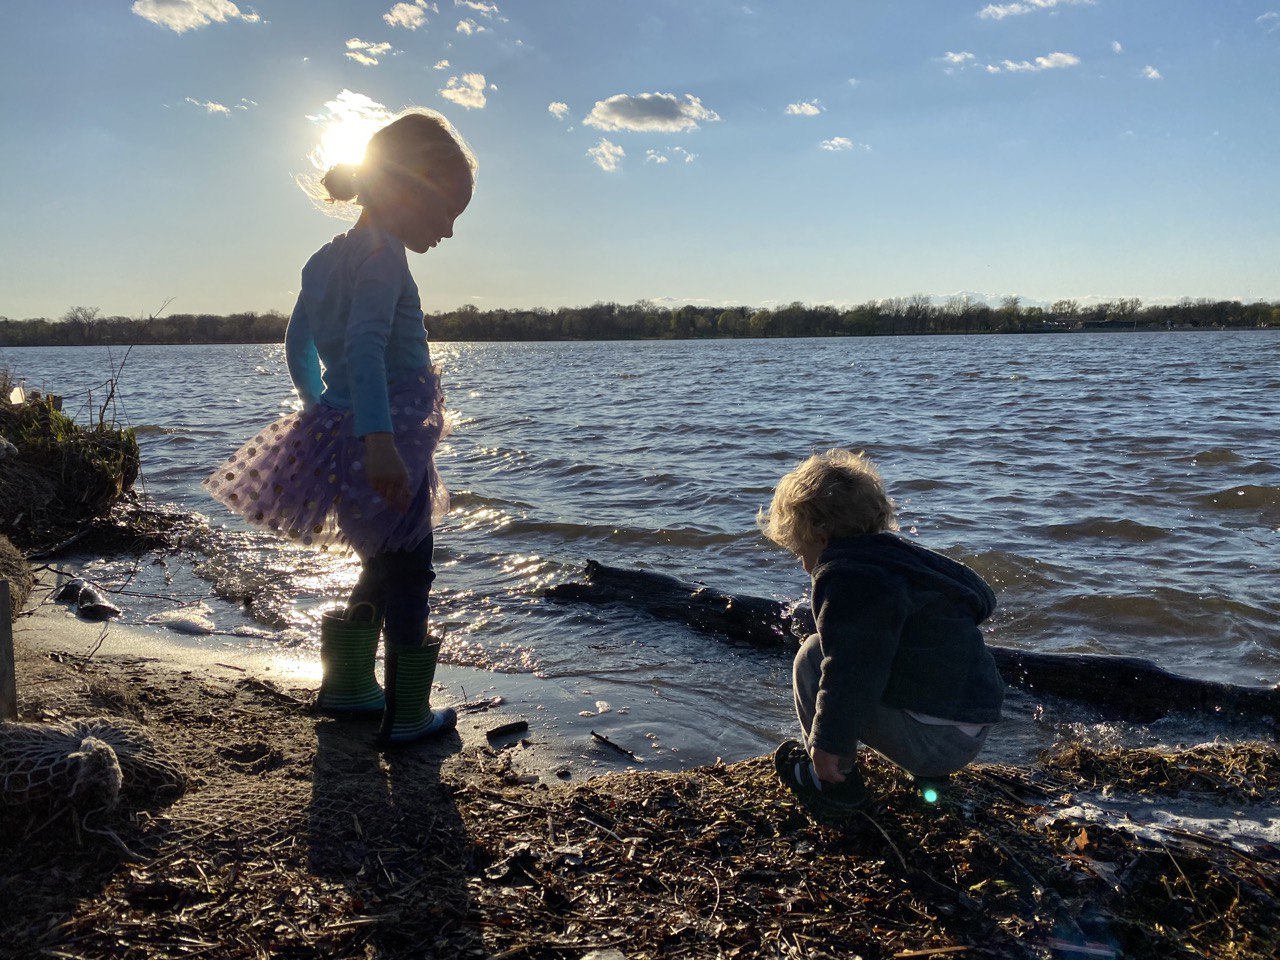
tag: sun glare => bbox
[299,89,397,217]
[307,89,395,174]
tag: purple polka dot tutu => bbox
[204,368,450,557]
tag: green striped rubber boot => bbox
[315,603,385,716]
[377,641,457,747]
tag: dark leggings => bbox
[345,533,436,649]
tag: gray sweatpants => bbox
[793,633,989,779]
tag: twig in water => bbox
[486,720,529,740]
[590,730,644,763]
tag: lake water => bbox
[6,332,1279,770]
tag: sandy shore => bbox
[3,572,1279,959]
[13,570,598,785]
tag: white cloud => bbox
[646,146,697,165]
[583,93,720,133]
[348,39,393,55]
[384,1,433,30]
[131,0,260,34]
[235,98,257,110]
[785,100,823,116]
[1260,12,1280,33]
[345,38,394,66]
[1142,65,1162,79]
[944,48,1080,74]
[548,101,570,120]
[588,138,625,172]
[456,0,499,16]
[433,59,450,69]
[996,51,1081,72]
[440,73,488,109]
[456,18,488,34]
[820,137,864,151]
[185,96,230,114]
[1111,40,1123,53]
[1036,51,1081,69]
[978,0,1095,20]
[940,52,980,75]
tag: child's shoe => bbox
[377,642,457,747]
[315,602,385,716]
[773,739,869,814]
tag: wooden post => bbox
[0,580,15,721]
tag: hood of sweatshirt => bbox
[816,533,996,623]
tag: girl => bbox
[205,109,475,747]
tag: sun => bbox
[307,90,396,174]
[299,90,398,217]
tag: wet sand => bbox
[13,571,604,787]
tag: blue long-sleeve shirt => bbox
[285,226,432,437]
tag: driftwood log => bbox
[544,560,1280,724]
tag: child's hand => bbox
[362,433,412,513]
[810,747,847,784]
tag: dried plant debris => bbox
[459,746,1279,960]
[0,396,140,554]
[1042,741,1279,803]
[2,648,1276,960]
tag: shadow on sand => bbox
[309,718,483,958]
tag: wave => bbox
[448,490,535,511]
[1010,588,1277,649]
[1043,518,1171,543]
[957,549,1066,591]
[1192,485,1280,519]
[893,477,956,493]
[490,517,745,549]
[1175,448,1244,465]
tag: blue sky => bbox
[4,0,1279,319]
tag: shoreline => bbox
[4,573,1279,958]
[14,570,627,787]
[3,323,1278,351]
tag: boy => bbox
[758,449,1004,813]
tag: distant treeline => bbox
[2,297,1276,347]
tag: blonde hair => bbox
[758,448,898,555]
[321,109,478,206]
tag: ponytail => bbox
[321,163,360,203]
